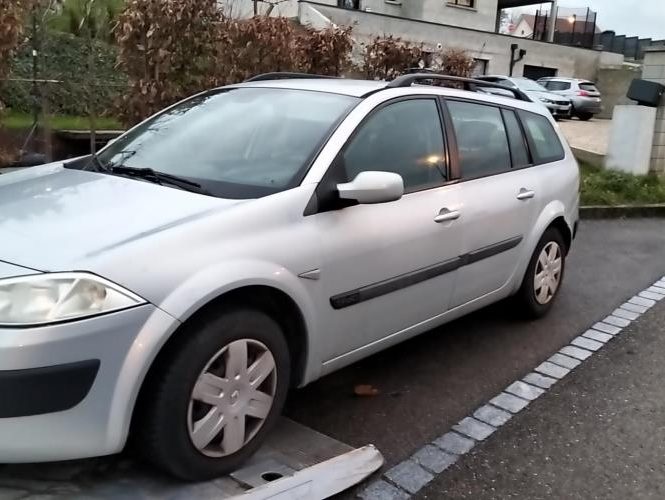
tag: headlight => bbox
[540,98,553,104]
[0,273,146,326]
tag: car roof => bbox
[539,77,595,83]
[226,76,544,112]
[230,78,387,97]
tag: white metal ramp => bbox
[0,419,384,499]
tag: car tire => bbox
[137,307,290,481]
[516,228,566,319]
[577,112,593,121]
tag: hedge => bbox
[0,31,126,116]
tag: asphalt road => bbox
[416,296,665,500]
[285,219,665,470]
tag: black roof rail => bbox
[244,72,337,82]
[386,73,532,102]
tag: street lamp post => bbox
[568,14,577,46]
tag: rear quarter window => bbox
[579,83,599,92]
[518,110,565,164]
[545,81,571,91]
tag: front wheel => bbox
[137,307,290,481]
[516,228,566,319]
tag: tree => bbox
[0,0,32,82]
[115,0,223,124]
[46,0,124,42]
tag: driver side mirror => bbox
[337,171,404,205]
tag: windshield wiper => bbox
[88,154,110,173]
[110,165,212,196]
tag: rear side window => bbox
[579,82,599,93]
[518,110,565,164]
[502,109,530,168]
[544,81,571,91]
[447,101,511,179]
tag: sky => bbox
[515,1,665,39]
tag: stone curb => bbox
[580,204,665,219]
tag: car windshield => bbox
[95,87,359,199]
[513,78,550,92]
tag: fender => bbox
[510,200,573,295]
[106,260,318,452]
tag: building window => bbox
[338,0,360,9]
[472,58,488,76]
[447,0,475,8]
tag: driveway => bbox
[417,297,665,500]
[558,118,611,156]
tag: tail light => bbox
[577,90,590,96]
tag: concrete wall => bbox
[362,0,402,16]
[404,0,499,32]
[643,49,665,174]
[300,2,624,81]
[595,64,642,119]
[218,0,300,18]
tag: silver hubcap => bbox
[534,241,563,305]
[187,339,277,458]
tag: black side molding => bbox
[330,236,522,310]
[0,360,100,418]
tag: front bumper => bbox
[546,103,572,117]
[0,304,178,462]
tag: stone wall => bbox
[643,49,665,174]
[595,64,643,119]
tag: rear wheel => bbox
[138,307,290,481]
[577,112,593,121]
[516,228,566,319]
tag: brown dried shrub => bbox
[362,35,424,81]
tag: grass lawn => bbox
[1,111,122,131]
[580,162,665,206]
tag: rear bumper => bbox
[573,98,602,114]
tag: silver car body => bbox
[0,79,579,462]
[538,77,603,116]
[477,75,572,118]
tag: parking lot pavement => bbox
[558,118,610,155]
[416,297,665,500]
[286,219,665,470]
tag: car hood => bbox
[525,90,569,102]
[0,163,239,271]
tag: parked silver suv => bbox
[476,75,572,119]
[538,77,602,121]
[0,74,579,480]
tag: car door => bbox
[309,97,464,360]
[443,99,542,308]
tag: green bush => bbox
[0,31,126,117]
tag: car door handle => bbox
[434,209,461,223]
[517,189,536,201]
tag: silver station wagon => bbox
[0,73,579,480]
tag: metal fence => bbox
[531,7,598,50]
[598,31,665,61]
